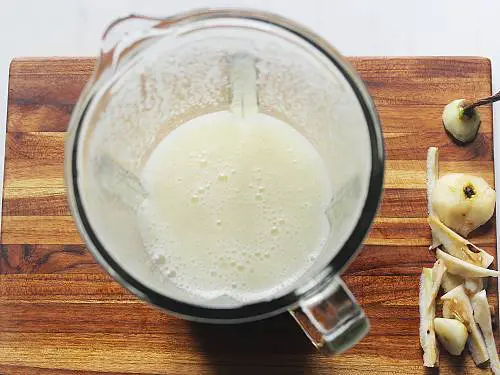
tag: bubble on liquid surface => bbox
[152,253,166,265]
[167,270,177,278]
[218,173,228,182]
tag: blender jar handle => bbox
[290,276,369,355]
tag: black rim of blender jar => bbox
[67,10,384,323]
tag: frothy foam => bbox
[138,111,331,303]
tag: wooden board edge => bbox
[349,55,492,62]
[10,57,94,63]
[9,56,493,61]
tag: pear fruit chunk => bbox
[463,278,485,295]
[427,147,439,216]
[436,249,500,278]
[441,272,464,293]
[429,259,447,307]
[434,317,468,356]
[471,290,500,375]
[441,285,489,365]
[442,99,481,144]
[428,215,493,268]
[419,268,439,367]
[432,173,495,237]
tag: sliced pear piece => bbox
[441,270,481,296]
[436,249,500,278]
[427,147,439,216]
[432,173,495,237]
[419,268,439,367]
[441,285,489,365]
[471,290,500,374]
[441,272,464,293]
[429,215,493,268]
[429,259,447,307]
[434,318,468,356]
[466,336,490,367]
[464,278,484,295]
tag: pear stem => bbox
[463,90,500,117]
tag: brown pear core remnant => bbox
[464,185,475,199]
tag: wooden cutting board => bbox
[0,57,497,374]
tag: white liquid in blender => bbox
[138,111,332,302]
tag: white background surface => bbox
[1,0,500,236]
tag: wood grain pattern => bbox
[0,57,497,374]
